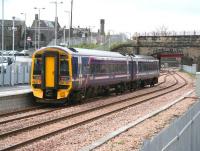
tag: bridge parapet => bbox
[133,35,200,47]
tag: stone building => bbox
[0,19,25,50]
[29,14,61,47]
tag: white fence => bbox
[182,64,197,74]
[0,63,31,86]
[140,99,200,151]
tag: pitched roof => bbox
[0,20,24,26]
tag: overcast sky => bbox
[1,0,200,34]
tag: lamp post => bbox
[34,15,37,50]
[12,16,15,60]
[1,0,4,53]
[34,7,45,49]
[70,0,73,29]
[89,26,95,43]
[64,10,70,47]
[1,0,4,66]
[50,1,63,45]
[63,26,66,44]
[108,30,115,49]
[20,13,26,50]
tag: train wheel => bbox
[131,82,137,91]
[150,81,155,87]
[103,86,110,96]
[115,85,121,95]
[68,91,82,105]
[141,81,145,88]
[120,83,125,94]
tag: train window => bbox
[82,57,89,74]
[100,63,107,74]
[60,59,69,76]
[95,63,101,74]
[138,62,142,72]
[33,58,42,75]
[72,57,78,78]
[110,63,114,73]
[90,64,95,74]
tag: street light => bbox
[63,25,66,44]
[64,10,70,47]
[12,16,15,59]
[89,26,95,44]
[20,13,26,50]
[50,1,63,45]
[108,30,115,49]
[1,0,4,65]
[70,0,73,29]
[34,7,45,49]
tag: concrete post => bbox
[196,72,200,97]
[11,64,15,86]
[0,67,3,86]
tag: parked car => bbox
[19,50,29,56]
[2,51,11,56]
[8,50,21,56]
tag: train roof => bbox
[41,46,126,58]
[71,47,126,58]
[37,46,157,60]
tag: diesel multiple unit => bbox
[31,46,159,103]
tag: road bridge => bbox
[111,35,200,70]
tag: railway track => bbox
[0,72,168,118]
[0,74,170,136]
[0,73,168,125]
[0,72,187,151]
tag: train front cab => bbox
[31,48,72,103]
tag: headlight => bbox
[32,75,41,84]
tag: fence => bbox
[182,64,197,74]
[134,31,200,37]
[0,63,31,86]
[140,99,200,151]
[48,36,98,47]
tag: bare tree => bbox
[155,25,168,36]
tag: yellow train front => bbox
[31,46,73,103]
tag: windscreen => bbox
[33,58,42,75]
[60,56,69,76]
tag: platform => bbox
[0,85,31,97]
[0,85,34,113]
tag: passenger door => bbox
[45,56,55,87]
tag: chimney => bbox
[35,14,38,20]
[100,19,105,35]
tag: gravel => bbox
[11,71,196,151]
[0,75,168,135]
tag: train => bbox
[31,46,160,104]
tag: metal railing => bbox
[0,63,31,86]
[161,110,200,151]
[134,31,200,37]
[140,100,200,151]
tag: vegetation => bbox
[72,43,100,49]
[71,41,132,52]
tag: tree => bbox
[155,25,168,36]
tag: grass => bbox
[72,43,100,49]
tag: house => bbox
[0,19,25,50]
[29,14,61,47]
